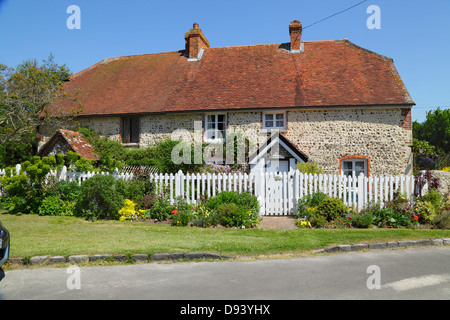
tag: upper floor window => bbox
[205,113,226,141]
[263,112,286,130]
[121,117,140,143]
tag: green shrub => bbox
[38,195,67,216]
[420,189,443,211]
[297,161,324,174]
[56,180,81,202]
[413,200,437,224]
[170,197,194,226]
[115,178,149,209]
[144,196,173,221]
[74,157,96,173]
[434,209,450,229]
[170,209,193,226]
[66,151,80,166]
[385,193,413,217]
[316,197,348,222]
[296,192,328,218]
[371,207,412,228]
[205,191,259,227]
[56,154,65,166]
[74,174,125,220]
[307,211,328,228]
[0,138,34,168]
[1,195,28,215]
[217,203,251,228]
[0,171,45,215]
[350,212,374,228]
[191,202,221,227]
[206,191,259,213]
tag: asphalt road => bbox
[1,247,449,301]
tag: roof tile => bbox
[55,39,414,116]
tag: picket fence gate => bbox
[149,170,421,216]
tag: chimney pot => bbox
[193,23,199,29]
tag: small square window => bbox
[263,113,286,130]
[341,159,367,177]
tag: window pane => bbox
[276,114,284,120]
[276,120,284,127]
[355,170,365,177]
[265,114,274,121]
[122,118,130,143]
[355,161,365,171]
[130,118,140,142]
[265,120,274,128]
[217,114,224,122]
[343,170,352,177]
[343,161,353,170]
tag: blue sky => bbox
[0,0,449,123]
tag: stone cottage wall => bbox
[285,108,412,176]
[39,107,412,176]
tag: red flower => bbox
[413,216,419,220]
[171,210,178,215]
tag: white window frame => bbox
[262,112,286,130]
[341,159,368,178]
[204,113,227,142]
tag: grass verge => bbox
[1,212,449,259]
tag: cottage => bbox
[44,20,415,177]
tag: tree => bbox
[416,108,450,153]
[0,55,82,148]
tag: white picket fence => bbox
[0,164,134,187]
[1,164,424,216]
[149,170,421,216]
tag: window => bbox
[263,113,286,130]
[205,113,226,141]
[121,117,140,143]
[341,159,367,177]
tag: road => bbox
[1,247,449,301]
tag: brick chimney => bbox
[185,23,210,60]
[289,20,303,53]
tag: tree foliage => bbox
[0,55,82,148]
[414,107,450,153]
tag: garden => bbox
[0,154,260,229]
[1,152,449,232]
[294,188,450,230]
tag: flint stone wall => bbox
[40,107,412,176]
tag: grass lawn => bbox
[2,212,449,259]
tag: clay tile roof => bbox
[55,39,414,117]
[60,129,99,160]
[39,129,99,161]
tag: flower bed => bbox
[122,191,260,229]
[294,189,450,230]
